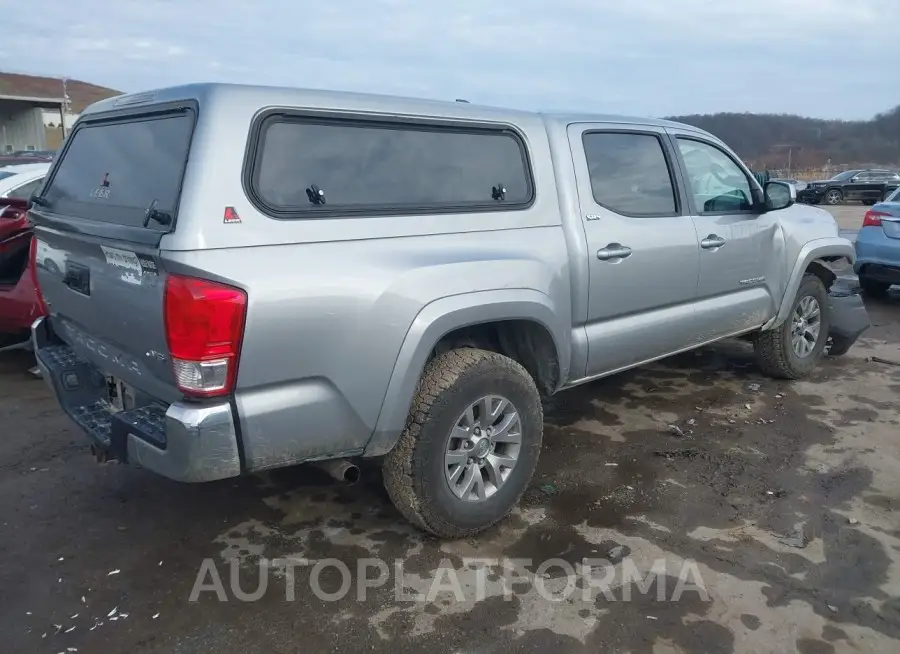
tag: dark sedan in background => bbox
[798,169,900,206]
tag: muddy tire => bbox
[754,274,831,379]
[859,276,890,297]
[382,348,543,538]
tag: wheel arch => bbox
[363,289,569,457]
[762,237,855,330]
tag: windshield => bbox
[829,171,858,181]
[40,110,194,230]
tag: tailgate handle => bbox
[63,262,91,296]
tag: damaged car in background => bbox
[0,163,50,349]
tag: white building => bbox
[0,72,120,153]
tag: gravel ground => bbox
[1,269,899,653]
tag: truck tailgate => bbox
[34,231,179,401]
[27,104,197,403]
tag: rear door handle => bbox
[701,235,726,250]
[596,243,633,261]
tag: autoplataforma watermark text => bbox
[189,556,709,603]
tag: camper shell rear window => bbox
[40,105,196,231]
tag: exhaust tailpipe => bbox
[313,459,361,485]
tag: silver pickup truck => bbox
[28,83,869,538]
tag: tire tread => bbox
[755,274,828,379]
[382,348,541,538]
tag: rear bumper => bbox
[32,316,241,482]
[853,226,900,282]
[827,288,870,347]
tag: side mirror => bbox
[764,181,795,211]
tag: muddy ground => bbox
[2,211,899,653]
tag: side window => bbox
[855,172,872,181]
[677,139,754,213]
[250,118,533,215]
[581,132,677,216]
[6,178,43,200]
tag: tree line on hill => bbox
[667,105,900,171]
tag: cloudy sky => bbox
[2,0,898,119]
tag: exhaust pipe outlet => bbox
[313,459,361,485]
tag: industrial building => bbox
[0,72,120,153]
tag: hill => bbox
[667,106,900,171]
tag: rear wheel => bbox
[383,348,543,538]
[860,276,890,297]
[825,189,843,205]
[754,274,830,379]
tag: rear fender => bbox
[364,288,568,457]
[762,237,855,330]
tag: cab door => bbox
[567,124,701,378]
[666,130,781,342]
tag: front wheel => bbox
[754,274,831,379]
[825,189,843,205]
[383,348,543,538]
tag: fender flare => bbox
[363,288,569,457]
[762,236,855,330]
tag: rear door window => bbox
[581,132,678,216]
[249,117,533,215]
[41,110,194,229]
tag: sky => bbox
[2,0,898,120]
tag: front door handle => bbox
[701,235,726,250]
[597,243,633,261]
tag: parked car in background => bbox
[0,163,50,347]
[0,152,54,167]
[12,150,55,159]
[772,178,808,192]
[0,163,50,200]
[854,186,900,296]
[29,84,869,537]
[798,169,900,206]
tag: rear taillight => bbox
[863,210,888,227]
[28,237,47,314]
[164,275,247,398]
